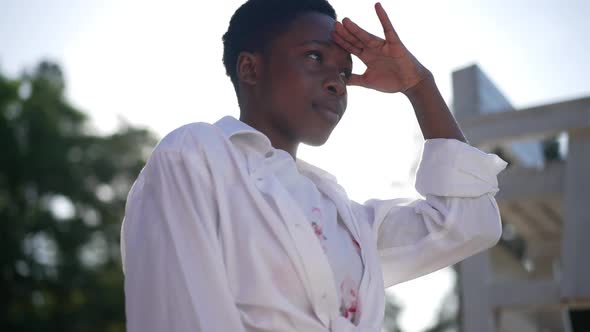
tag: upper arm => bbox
[122,136,246,332]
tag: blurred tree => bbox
[423,285,459,332]
[542,136,562,162]
[0,61,157,332]
[383,293,404,332]
[414,267,459,332]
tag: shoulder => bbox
[145,121,240,178]
[142,122,229,178]
[139,122,228,189]
[154,122,225,155]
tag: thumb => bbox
[347,73,365,87]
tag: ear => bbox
[236,51,261,86]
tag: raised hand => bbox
[332,2,431,93]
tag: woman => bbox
[121,0,507,331]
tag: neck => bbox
[239,110,299,159]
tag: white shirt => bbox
[121,115,507,332]
[267,148,364,324]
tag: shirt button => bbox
[264,151,274,158]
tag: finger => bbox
[346,73,365,87]
[334,21,364,50]
[331,30,363,56]
[342,17,384,48]
[375,2,401,43]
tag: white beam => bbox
[495,162,564,202]
[500,203,542,239]
[490,279,561,309]
[518,200,561,236]
[460,97,590,145]
[544,199,563,223]
[526,240,561,261]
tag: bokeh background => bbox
[1,0,589,331]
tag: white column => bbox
[561,128,590,299]
[459,251,496,332]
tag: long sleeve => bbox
[353,138,507,288]
[121,139,246,332]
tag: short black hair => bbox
[222,0,337,95]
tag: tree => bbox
[0,61,157,332]
[422,286,459,332]
[383,293,404,332]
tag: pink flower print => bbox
[339,277,360,323]
[309,208,327,251]
[311,207,322,221]
[311,221,327,241]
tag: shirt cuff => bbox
[415,138,508,197]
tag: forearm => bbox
[403,72,467,142]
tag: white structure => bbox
[453,65,590,332]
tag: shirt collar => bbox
[296,158,338,183]
[214,115,338,183]
[214,115,273,154]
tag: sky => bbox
[1,0,589,331]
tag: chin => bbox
[302,131,333,147]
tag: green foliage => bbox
[0,61,158,332]
[383,293,404,332]
[0,60,411,332]
[542,136,562,162]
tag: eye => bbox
[306,51,322,62]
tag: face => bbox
[254,12,352,147]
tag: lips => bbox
[313,100,345,124]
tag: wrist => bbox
[402,70,435,101]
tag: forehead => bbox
[270,12,348,57]
[280,12,336,43]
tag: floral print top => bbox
[270,150,365,325]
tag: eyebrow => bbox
[299,39,353,65]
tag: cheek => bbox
[270,64,315,107]
[285,63,314,90]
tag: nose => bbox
[322,70,346,97]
